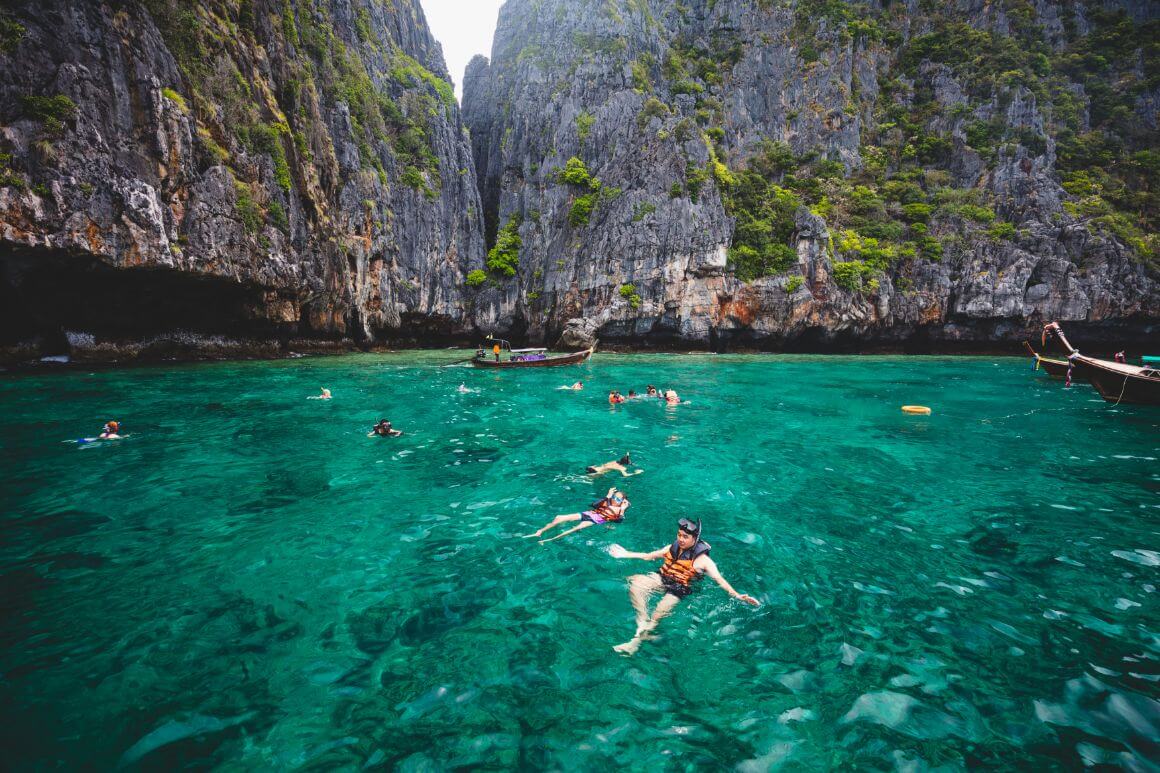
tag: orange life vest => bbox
[659,539,711,588]
[593,496,628,522]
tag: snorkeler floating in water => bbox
[309,387,332,400]
[99,421,122,439]
[586,453,643,478]
[557,381,583,390]
[609,518,759,655]
[609,390,626,404]
[457,383,477,394]
[523,487,630,544]
[367,419,403,437]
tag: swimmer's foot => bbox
[521,531,542,539]
[613,639,641,656]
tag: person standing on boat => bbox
[608,518,759,655]
[522,487,630,543]
[493,343,501,362]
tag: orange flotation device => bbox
[901,405,931,415]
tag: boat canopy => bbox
[482,336,546,353]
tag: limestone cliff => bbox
[0,0,485,361]
[462,0,1159,351]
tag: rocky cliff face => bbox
[0,0,485,361]
[463,0,1159,351]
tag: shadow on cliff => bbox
[0,247,303,359]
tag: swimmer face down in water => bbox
[586,453,642,477]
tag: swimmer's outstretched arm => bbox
[699,556,760,606]
[609,545,668,561]
[618,467,643,477]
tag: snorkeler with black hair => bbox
[368,419,403,437]
[585,453,643,477]
[609,518,759,655]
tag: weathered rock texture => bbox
[463,0,1159,352]
[0,0,485,361]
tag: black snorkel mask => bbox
[678,518,702,541]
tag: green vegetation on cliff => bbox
[486,215,522,277]
[644,0,1160,283]
[140,0,449,221]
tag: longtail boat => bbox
[1022,341,1069,378]
[1043,322,1160,406]
[471,337,595,368]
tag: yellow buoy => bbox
[901,405,932,415]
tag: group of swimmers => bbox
[525,478,760,653]
[520,436,758,654]
[267,378,753,654]
[608,384,681,404]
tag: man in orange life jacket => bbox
[608,518,759,655]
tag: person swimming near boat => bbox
[99,421,122,439]
[557,381,583,390]
[609,518,759,655]
[627,390,638,399]
[367,419,403,437]
[609,390,626,404]
[522,487,630,544]
[457,383,474,394]
[646,385,657,397]
[663,389,680,404]
[309,387,332,400]
[586,453,643,477]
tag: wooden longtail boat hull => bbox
[470,346,594,368]
[1069,355,1160,406]
[1023,341,1069,378]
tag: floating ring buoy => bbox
[901,405,931,415]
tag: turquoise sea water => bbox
[1,352,1157,769]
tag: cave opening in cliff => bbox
[0,247,299,353]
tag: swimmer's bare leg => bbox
[626,573,663,630]
[614,593,680,656]
[522,513,581,539]
[538,520,594,544]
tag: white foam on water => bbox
[1111,549,1160,567]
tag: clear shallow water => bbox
[0,352,1157,769]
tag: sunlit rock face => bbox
[462,0,1159,351]
[0,0,486,361]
